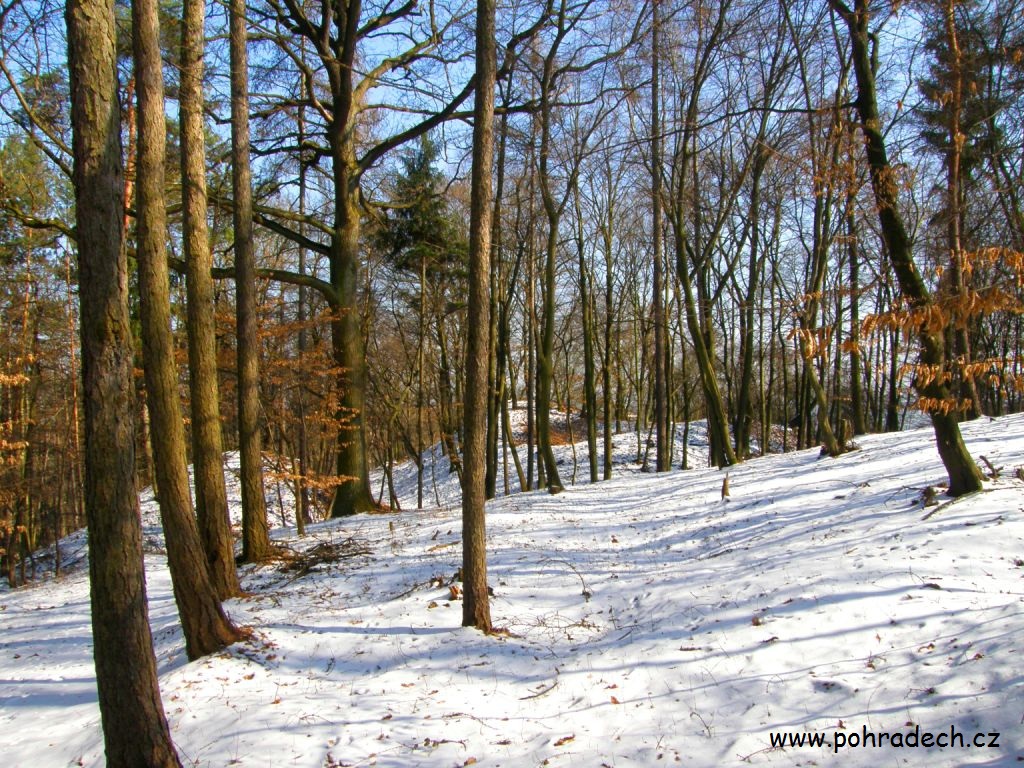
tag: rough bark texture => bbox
[462,0,496,633]
[831,0,984,496]
[485,109,511,500]
[326,172,375,517]
[180,0,242,599]
[319,2,375,518]
[134,0,242,659]
[66,0,181,762]
[230,0,273,557]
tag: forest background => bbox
[3,0,1024,760]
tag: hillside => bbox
[2,416,1023,767]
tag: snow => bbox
[2,415,1023,767]
[369,412,713,511]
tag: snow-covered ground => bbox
[2,416,1023,767]
[369,412,713,511]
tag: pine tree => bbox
[66,0,182,759]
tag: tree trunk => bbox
[734,152,768,458]
[536,217,564,492]
[831,0,983,496]
[536,52,564,493]
[485,108,510,501]
[846,182,867,435]
[134,0,241,656]
[295,57,312,531]
[417,254,426,509]
[180,0,241,598]
[651,0,670,472]
[575,194,599,483]
[941,0,982,420]
[230,0,272,557]
[462,0,495,633]
[326,139,376,517]
[526,202,537,491]
[66,0,181,759]
[601,165,616,480]
[673,225,737,468]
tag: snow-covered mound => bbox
[2,415,1022,767]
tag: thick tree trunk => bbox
[230,0,273,557]
[66,0,181,761]
[831,0,983,496]
[327,159,375,517]
[134,0,241,657]
[180,0,241,598]
[295,86,311,533]
[536,219,564,492]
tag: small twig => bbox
[537,557,592,601]
[921,497,959,521]
[737,744,784,763]
[979,455,1002,480]
[519,676,559,700]
[921,488,995,521]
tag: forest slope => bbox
[2,416,1023,766]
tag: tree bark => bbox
[230,0,273,558]
[180,0,241,598]
[66,0,181,760]
[462,0,495,633]
[134,0,242,658]
[601,160,617,480]
[535,28,569,494]
[672,221,737,468]
[486,106,511,500]
[324,93,376,519]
